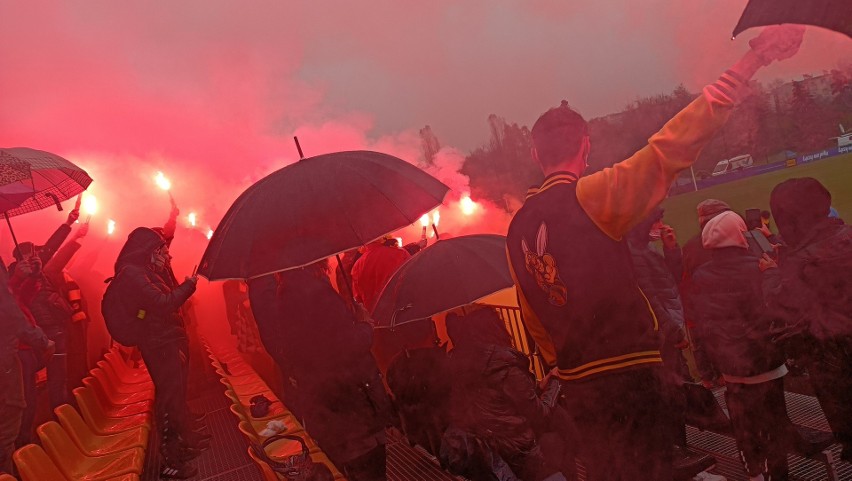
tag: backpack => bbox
[101,267,145,346]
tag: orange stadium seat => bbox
[37,421,145,480]
[73,387,152,435]
[55,404,149,456]
[84,373,154,408]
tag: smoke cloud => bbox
[1,1,849,342]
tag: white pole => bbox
[690,166,699,192]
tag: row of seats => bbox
[11,347,153,481]
[201,340,348,480]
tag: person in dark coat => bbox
[681,198,731,387]
[692,211,793,481]
[112,227,201,479]
[0,259,52,474]
[268,262,393,481]
[442,308,564,481]
[9,208,80,417]
[627,210,718,481]
[765,177,852,461]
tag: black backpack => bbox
[101,268,145,346]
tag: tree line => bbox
[434,68,852,209]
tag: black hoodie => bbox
[114,227,196,348]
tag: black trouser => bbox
[15,350,41,446]
[0,404,22,474]
[41,323,69,409]
[342,443,387,481]
[559,367,673,481]
[805,337,852,454]
[660,343,688,447]
[66,320,88,391]
[139,340,190,458]
[725,378,790,480]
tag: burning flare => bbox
[206,228,214,240]
[420,214,430,227]
[432,210,440,227]
[82,194,98,216]
[107,219,116,235]
[460,195,477,216]
[155,171,172,191]
[188,212,197,227]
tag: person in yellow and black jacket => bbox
[506,25,804,481]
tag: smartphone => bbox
[18,242,34,259]
[746,230,775,255]
[745,208,763,231]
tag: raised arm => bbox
[576,26,804,240]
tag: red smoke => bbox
[2,1,849,345]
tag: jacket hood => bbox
[702,211,748,249]
[770,177,832,248]
[114,227,166,272]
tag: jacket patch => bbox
[522,223,567,306]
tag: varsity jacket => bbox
[506,71,747,382]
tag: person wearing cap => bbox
[691,211,793,481]
[764,177,852,461]
[505,25,804,480]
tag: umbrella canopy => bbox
[0,148,93,217]
[0,152,35,212]
[199,150,449,280]
[733,0,852,39]
[371,234,513,328]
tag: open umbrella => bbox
[0,148,93,247]
[733,0,852,38]
[199,150,449,280]
[371,234,513,328]
[0,152,36,212]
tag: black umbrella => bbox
[371,234,513,328]
[733,0,852,38]
[199,150,449,280]
[0,148,93,248]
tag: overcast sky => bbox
[0,1,850,258]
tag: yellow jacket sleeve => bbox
[576,71,748,240]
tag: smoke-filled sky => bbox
[1,0,850,273]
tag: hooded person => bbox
[110,227,203,479]
[272,262,393,481]
[692,211,794,481]
[442,307,565,481]
[766,177,852,461]
[680,198,732,388]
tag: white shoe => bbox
[693,472,727,481]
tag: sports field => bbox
[661,154,852,241]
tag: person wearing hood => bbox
[764,177,852,462]
[111,227,202,479]
[270,262,393,481]
[442,307,565,481]
[692,211,793,481]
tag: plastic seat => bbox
[73,387,152,435]
[0,473,18,481]
[37,421,144,480]
[81,377,152,416]
[230,404,305,438]
[55,404,148,456]
[98,359,149,388]
[237,420,316,456]
[85,372,153,406]
[14,443,75,481]
[247,446,346,481]
[103,353,149,384]
[92,367,154,396]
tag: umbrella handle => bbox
[45,192,63,211]
[335,254,355,304]
[4,212,20,251]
